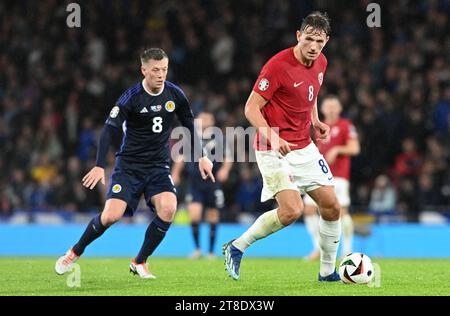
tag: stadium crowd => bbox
[0,0,449,222]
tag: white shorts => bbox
[255,142,334,202]
[303,177,350,207]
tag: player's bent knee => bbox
[333,202,342,219]
[330,200,341,217]
[285,211,302,225]
[279,205,303,225]
[158,205,177,222]
[321,201,341,221]
[101,212,122,226]
[291,209,303,222]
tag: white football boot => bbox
[55,248,79,275]
[129,260,156,279]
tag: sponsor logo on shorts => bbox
[112,184,122,193]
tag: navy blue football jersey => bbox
[105,80,194,168]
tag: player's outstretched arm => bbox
[325,138,361,164]
[82,124,118,190]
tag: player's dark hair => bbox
[140,48,168,63]
[321,94,342,107]
[300,11,331,36]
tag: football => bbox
[339,253,374,284]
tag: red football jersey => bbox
[317,118,358,180]
[253,47,327,150]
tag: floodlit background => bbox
[0,0,449,257]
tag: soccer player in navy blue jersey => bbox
[55,48,214,279]
[172,112,233,259]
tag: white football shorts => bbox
[255,142,335,202]
[303,176,350,207]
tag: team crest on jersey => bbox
[151,105,162,112]
[110,106,120,118]
[112,184,122,193]
[165,101,176,112]
[331,126,340,137]
[318,72,323,86]
[258,78,269,91]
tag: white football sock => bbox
[304,213,320,251]
[233,209,285,252]
[319,217,341,277]
[341,213,354,256]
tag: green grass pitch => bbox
[1,257,449,296]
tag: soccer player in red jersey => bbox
[224,12,342,281]
[303,96,360,261]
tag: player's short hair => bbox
[322,94,340,102]
[321,94,342,107]
[140,48,168,64]
[300,11,331,36]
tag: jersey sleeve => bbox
[105,91,134,128]
[252,60,281,101]
[175,88,205,161]
[174,89,194,123]
[345,121,358,141]
[95,124,119,168]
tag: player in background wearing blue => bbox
[172,112,233,259]
[55,48,214,279]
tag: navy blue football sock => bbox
[72,214,107,256]
[209,223,217,254]
[135,216,171,264]
[191,222,200,250]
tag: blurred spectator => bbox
[31,154,58,184]
[0,181,13,216]
[77,118,96,162]
[368,175,397,214]
[28,181,52,212]
[432,86,450,137]
[397,177,420,222]
[7,169,29,210]
[418,173,441,209]
[210,27,235,76]
[394,137,423,179]
[234,167,263,214]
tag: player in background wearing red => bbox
[303,96,360,261]
[223,12,342,282]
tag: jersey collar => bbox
[142,79,165,96]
